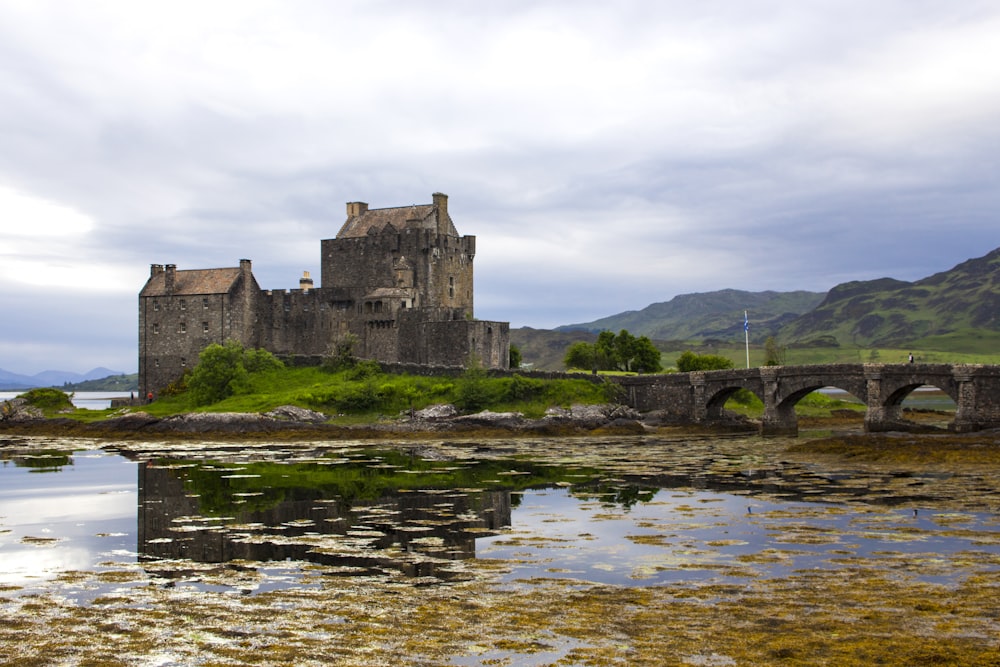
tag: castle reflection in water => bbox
[137,459,512,581]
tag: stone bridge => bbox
[613,363,1000,436]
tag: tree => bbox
[764,337,786,366]
[564,330,663,373]
[187,340,283,406]
[509,344,522,369]
[676,351,734,372]
[630,336,663,373]
[564,341,597,371]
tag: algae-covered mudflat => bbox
[2,432,999,666]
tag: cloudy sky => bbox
[2,1,999,375]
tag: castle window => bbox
[179,322,187,334]
[154,359,160,368]
[202,322,209,333]
[153,302,160,312]
[181,357,187,367]
[202,298,209,309]
[153,323,160,334]
[180,299,186,310]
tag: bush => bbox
[505,374,544,401]
[187,340,284,406]
[19,387,73,411]
[676,351,734,372]
[456,364,493,411]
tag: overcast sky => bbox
[2,1,999,375]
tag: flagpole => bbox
[744,310,750,368]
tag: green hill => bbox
[60,373,139,392]
[557,289,824,340]
[514,247,1000,370]
[782,248,1000,350]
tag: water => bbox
[0,450,137,591]
[2,436,997,599]
[5,435,1000,665]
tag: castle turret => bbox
[299,271,313,291]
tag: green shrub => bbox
[187,340,284,406]
[347,359,382,381]
[505,374,544,401]
[19,387,74,411]
[676,351,734,372]
[456,364,493,411]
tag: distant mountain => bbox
[557,289,825,341]
[514,247,1000,370]
[0,367,128,391]
[781,247,1000,348]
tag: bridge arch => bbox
[613,363,1000,435]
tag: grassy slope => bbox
[136,365,616,421]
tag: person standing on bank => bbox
[909,353,914,363]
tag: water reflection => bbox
[139,461,513,580]
[0,449,136,589]
[2,437,999,600]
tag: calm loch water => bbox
[2,435,998,599]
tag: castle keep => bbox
[139,193,510,397]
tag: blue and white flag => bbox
[743,312,749,332]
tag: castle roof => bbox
[335,203,458,239]
[141,267,242,296]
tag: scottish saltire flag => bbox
[744,311,749,332]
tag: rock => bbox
[154,412,272,433]
[409,404,459,421]
[98,411,161,430]
[265,405,328,423]
[0,398,44,422]
[451,410,524,428]
[543,403,640,428]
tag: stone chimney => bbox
[299,270,313,291]
[346,201,369,217]
[164,264,176,293]
[150,264,164,278]
[432,192,449,235]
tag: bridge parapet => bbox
[613,363,1000,436]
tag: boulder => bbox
[0,398,44,422]
[265,405,328,423]
[408,404,459,421]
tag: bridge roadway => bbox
[612,363,1000,436]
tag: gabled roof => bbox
[335,204,458,239]
[141,267,242,297]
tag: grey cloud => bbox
[1,1,998,372]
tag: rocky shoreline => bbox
[1,399,717,440]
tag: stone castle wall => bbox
[139,194,508,397]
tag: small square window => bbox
[179,322,187,334]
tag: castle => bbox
[139,193,510,397]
